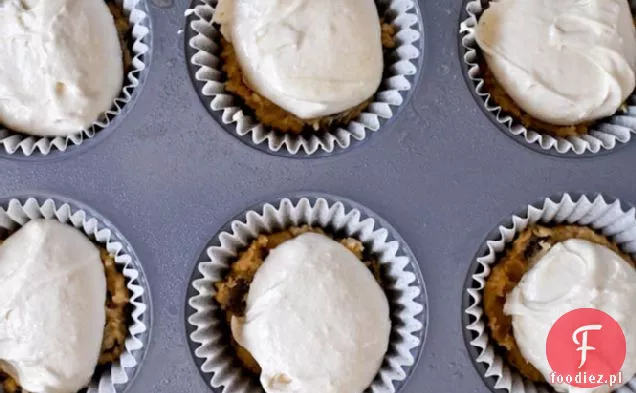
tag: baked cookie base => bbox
[0,243,131,393]
[214,225,382,375]
[107,0,133,74]
[220,22,397,134]
[483,224,634,382]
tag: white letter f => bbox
[573,324,603,368]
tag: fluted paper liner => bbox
[187,195,426,393]
[0,197,149,393]
[186,0,422,156]
[460,1,636,155]
[464,193,636,392]
[0,0,151,157]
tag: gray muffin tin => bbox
[1,0,636,392]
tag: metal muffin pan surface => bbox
[2,1,636,393]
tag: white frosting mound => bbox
[475,0,636,126]
[0,0,124,136]
[232,233,391,393]
[505,239,636,393]
[0,220,107,393]
[214,0,384,119]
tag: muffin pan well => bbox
[184,0,424,157]
[459,0,636,157]
[0,0,152,159]
[2,1,636,393]
[463,193,636,393]
[186,194,427,393]
[0,195,152,393]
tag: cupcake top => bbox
[0,0,123,136]
[505,239,636,393]
[231,232,390,393]
[475,0,636,126]
[0,220,106,393]
[214,0,384,119]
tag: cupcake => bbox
[460,0,636,154]
[0,0,126,136]
[212,0,393,134]
[0,0,149,156]
[464,194,636,393]
[0,219,129,393]
[186,0,421,155]
[486,224,636,391]
[0,197,148,393]
[216,227,390,392]
[188,196,425,393]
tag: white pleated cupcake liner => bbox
[464,193,636,393]
[459,1,636,156]
[0,197,150,393]
[0,0,151,157]
[186,0,422,156]
[187,195,426,393]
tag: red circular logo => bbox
[546,308,626,388]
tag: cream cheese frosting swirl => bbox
[475,0,636,126]
[505,239,636,393]
[0,0,124,136]
[214,0,384,119]
[231,232,391,393]
[0,220,106,393]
